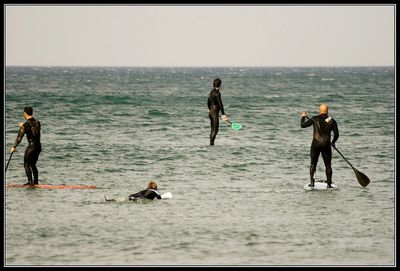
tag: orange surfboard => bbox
[6,183,96,189]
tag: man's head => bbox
[319,104,329,115]
[23,107,33,119]
[213,78,222,89]
[147,181,158,190]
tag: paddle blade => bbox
[354,169,370,187]
[231,122,243,131]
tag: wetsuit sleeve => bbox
[216,92,225,115]
[13,124,26,148]
[331,121,339,144]
[301,116,313,128]
[36,121,41,138]
[128,191,143,200]
[147,190,162,200]
[207,96,211,110]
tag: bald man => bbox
[301,104,339,188]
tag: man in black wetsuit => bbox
[128,181,162,201]
[207,78,228,145]
[11,107,42,185]
[301,104,339,188]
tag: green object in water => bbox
[230,122,243,131]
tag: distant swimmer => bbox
[301,104,339,188]
[207,78,228,145]
[10,107,42,185]
[128,181,162,201]
[104,181,171,202]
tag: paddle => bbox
[220,116,243,131]
[5,151,14,172]
[226,120,243,131]
[331,145,370,187]
[304,115,370,187]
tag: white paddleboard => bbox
[304,182,338,191]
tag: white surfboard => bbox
[160,192,172,199]
[304,182,338,191]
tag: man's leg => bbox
[209,114,219,145]
[30,148,41,184]
[23,147,33,185]
[322,146,333,188]
[309,144,320,187]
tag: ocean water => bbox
[4,66,395,266]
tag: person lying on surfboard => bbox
[301,104,339,188]
[104,181,171,202]
[128,181,162,201]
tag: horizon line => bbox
[5,65,395,68]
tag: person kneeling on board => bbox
[128,181,162,201]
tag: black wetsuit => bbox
[128,189,162,201]
[207,88,225,145]
[301,114,339,187]
[13,117,42,184]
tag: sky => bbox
[4,5,395,67]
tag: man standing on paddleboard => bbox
[301,104,339,188]
[207,78,228,145]
[10,107,42,185]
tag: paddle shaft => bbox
[332,144,369,187]
[5,152,14,172]
[331,145,357,171]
